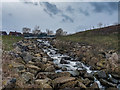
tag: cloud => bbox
[61,14,74,23]
[43,2,61,15]
[42,2,73,23]
[90,2,118,15]
[43,8,53,17]
[79,8,89,16]
[66,6,74,13]
[8,13,13,16]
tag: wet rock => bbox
[60,81,77,89]
[69,70,79,77]
[108,77,118,84]
[48,72,71,80]
[61,57,71,60]
[90,82,99,89]
[54,65,61,70]
[97,71,107,79]
[111,74,120,79]
[100,79,117,87]
[77,69,86,76]
[77,81,86,88]
[82,78,91,86]
[53,76,75,85]
[75,62,83,68]
[60,59,70,64]
[62,67,67,71]
[84,73,94,80]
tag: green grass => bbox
[57,32,119,51]
[1,35,23,51]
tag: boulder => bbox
[111,74,120,79]
[26,64,41,71]
[97,71,107,79]
[75,62,83,68]
[77,81,86,88]
[60,81,78,89]
[61,57,71,60]
[35,72,47,79]
[45,65,55,72]
[77,69,86,76]
[35,78,51,85]
[48,72,71,80]
[53,76,75,85]
[100,79,117,87]
[54,65,61,70]
[35,79,52,89]
[42,57,48,63]
[43,84,52,89]
[82,78,91,86]
[62,67,67,71]
[108,77,118,84]
[90,82,99,89]
[60,59,70,64]
[84,73,94,80]
[21,72,34,83]
[21,52,33,63]
[34,54,41,57]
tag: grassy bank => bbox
[1,35,23,51]
[57,28,119,51]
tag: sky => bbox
[1,0,118,34]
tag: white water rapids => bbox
[37,39,120,90]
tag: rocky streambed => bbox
[2,39,120,90]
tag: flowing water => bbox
[37,39,120,89]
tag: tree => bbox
[32,25,41,34]
[56,28,67,36]
[22,27,31,33]
[56,28,63,36]
[46,29,53,35]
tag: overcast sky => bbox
[2,1,118,34]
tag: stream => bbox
[37,39,120,90]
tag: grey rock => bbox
[97,71,107,79]
[100,79,117,87]
[84,72,94,80]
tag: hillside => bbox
[57,24,119,52]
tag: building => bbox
[0,31,7,35]
[22,28,31,34]
[9,31,22,36]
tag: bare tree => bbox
[46,29,53,35]
[32,25,41,34]
[62,31,67,36]
[22,27,31,33]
